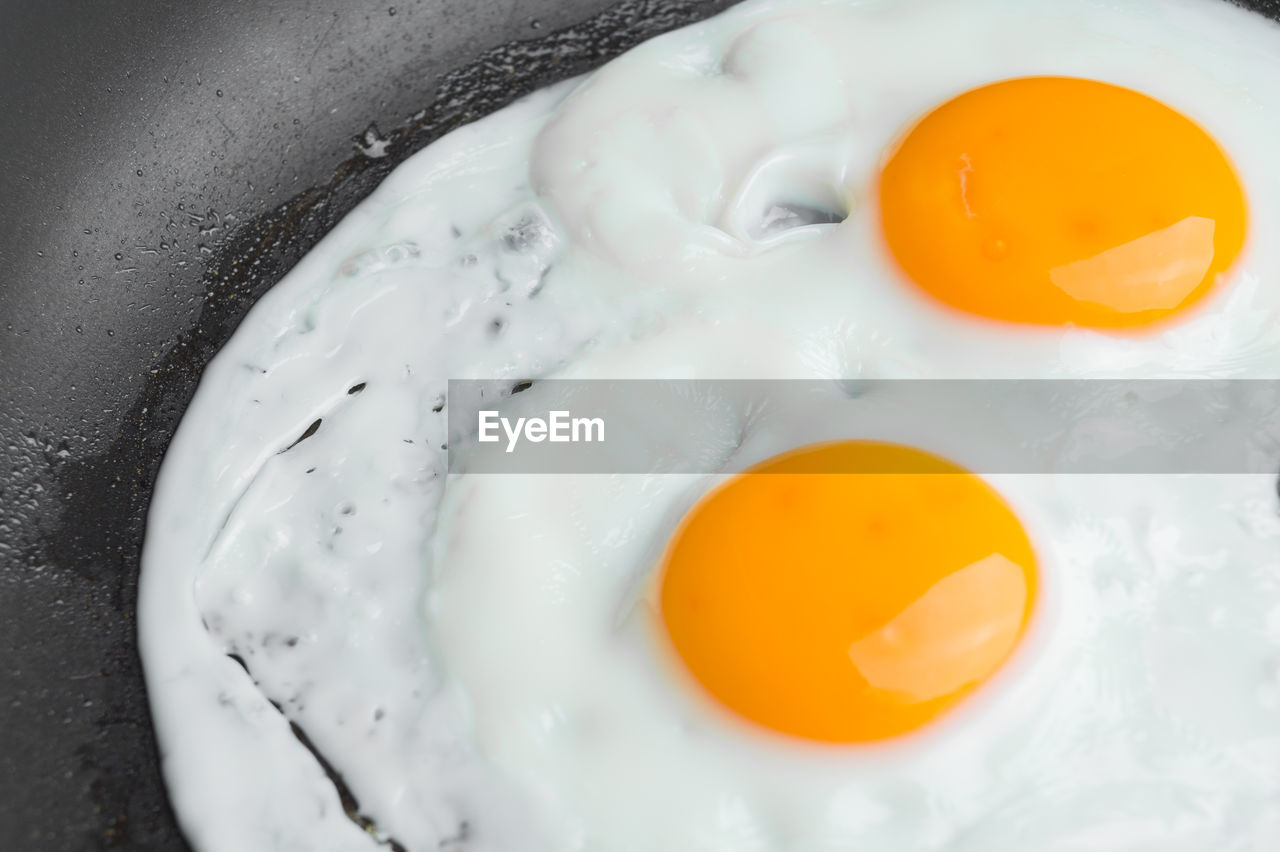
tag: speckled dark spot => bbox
[280,418,322,453]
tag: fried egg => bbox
[140,0,1280,850]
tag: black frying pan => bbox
[1,1,1277,849]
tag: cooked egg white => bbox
[140,0,1280,850]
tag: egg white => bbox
[141,0,1280,849]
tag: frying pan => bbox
[0,0,1277,849]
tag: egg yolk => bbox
[878,76,1246,328]
[658,441,1037,743]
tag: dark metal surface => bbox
[0,0,1277,849]
[0,1,735,848]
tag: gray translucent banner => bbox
[446,379,1280,474]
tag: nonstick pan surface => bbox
[0,2,738,847]
[0,1,1276,850]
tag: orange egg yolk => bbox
[658,441,1037,743]
[878,76,1246,329]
